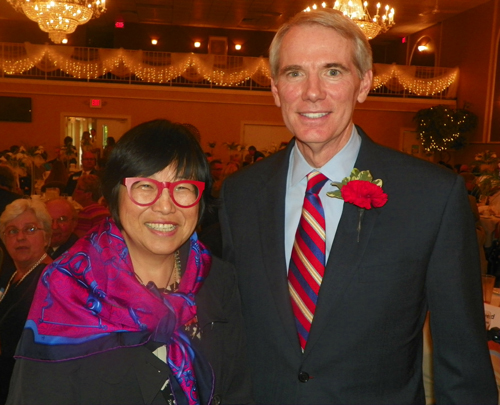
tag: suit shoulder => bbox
[365,140,458,182]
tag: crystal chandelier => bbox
[7,0,107,44]
[305,0,395,40]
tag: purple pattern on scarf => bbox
[25,217,212,405]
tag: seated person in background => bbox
[460,172,481,202]
[247,146,265,163]
[0,198,53,403]
[45,198,79,259]
[65,151,98,196]
[72,174,109,237]
[209,159,223,198]
[42,159,68,196]
[0,164,22,289]
[0,165,21,215]
[100,136,116,168]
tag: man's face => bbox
[271,24,372,162]
[72,180,91,207]
[45,199,76,247]
[211,163,223,181]
[81,151,96,171]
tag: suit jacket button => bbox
[212,394,221,404]
[298,371,309,383]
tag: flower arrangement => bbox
[327,168,388,241]
[0,145,47,177]
[223,142,245,152]
[470,150,500,201]
[474,150,498,166]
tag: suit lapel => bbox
[305,131,386,355]
[256,142,302,348]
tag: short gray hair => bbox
[269,8,373,80]
[0,198,53,244]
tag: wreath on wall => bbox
[413,105,478,153]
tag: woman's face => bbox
[118,164,200,261]
[4,210,49,270]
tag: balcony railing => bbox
[0,42,458,99]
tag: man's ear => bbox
[357,69,373,104]
[271,78,282,108]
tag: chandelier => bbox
[305,0,395,40]
[7,0,107,44]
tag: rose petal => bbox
[340,180,388,209]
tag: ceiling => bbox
[0,0,492,43]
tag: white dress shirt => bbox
[284,127,361,270]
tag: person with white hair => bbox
[0,198,53,403]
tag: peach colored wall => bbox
[0,79,447,163]
[0,79,282,162]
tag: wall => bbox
[0,78,447,164]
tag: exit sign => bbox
[90,99,102,108]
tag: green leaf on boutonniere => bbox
[326,168,384,200]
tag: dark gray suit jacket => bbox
[220,128,497,404]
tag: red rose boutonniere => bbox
[327,168,388,242]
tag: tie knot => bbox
[306,171,328,194]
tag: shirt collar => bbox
[290,126,361,185]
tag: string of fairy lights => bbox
[0,43,456,93]
[415,105,477,152]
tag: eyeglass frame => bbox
[122,177,205,208]
[3,224,44,238]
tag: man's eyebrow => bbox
[279,62,351,74]
[279,64,302,74]
[324,62,350,71]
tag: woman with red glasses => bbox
[7,120,252,405]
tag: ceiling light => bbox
[6,0,107,44]
[305,0,395,40]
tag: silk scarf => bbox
[16,217,213,405]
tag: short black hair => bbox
[102,119,212,229]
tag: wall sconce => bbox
[151,38,158,45]
[417,43,428,52]
[408,35,435,66]
[235,44,242,51]
[62,38,68,44]
[416,36,431,52]
[194,41,201,48]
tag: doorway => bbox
[63,115,130,168]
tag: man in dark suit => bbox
[219,9,497,404]
[65,151,98,196]
[45,197,79,259]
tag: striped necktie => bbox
[288,170,328,351]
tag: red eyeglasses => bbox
[122,177,205,208]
